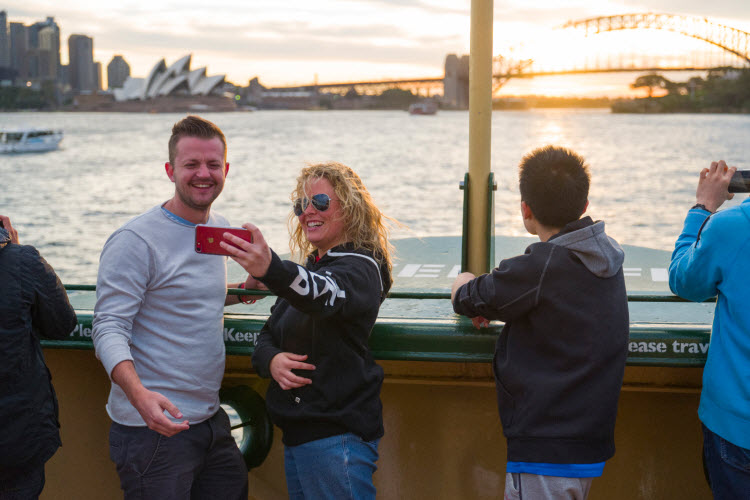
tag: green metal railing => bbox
[67,284,717,303]
[57,284,716,367]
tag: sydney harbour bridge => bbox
[269,13,750,104]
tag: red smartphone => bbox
[195,225,253,256]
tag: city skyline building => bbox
[38,26,58,80]
[27,17,56,48]
[4,11,103,95]
[68,33,95,92]
[9,22,27,78]
[28,17,59,81]
[0,11,9,69]
[25,47,52,81]
[443,54,469,109]
[107,54,130,89]
[94,61,101,91]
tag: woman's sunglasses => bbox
[293,193,338,216]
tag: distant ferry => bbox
[0,128,63,153]
[408,100,438,115]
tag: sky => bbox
[4,0,750,97]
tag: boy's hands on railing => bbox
[471,316,490,329]
[451,271,475,303]
[452,272,490,328]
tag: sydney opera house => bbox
[113,54,226,102]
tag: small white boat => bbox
[408,101,438,115]
[0,128,64,153]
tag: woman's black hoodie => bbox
[252,243,391,446]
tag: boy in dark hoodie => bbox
[452,146,629,500]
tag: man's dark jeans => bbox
[109,408,248,500]
[703,423,750,500]
[0,463,45,500]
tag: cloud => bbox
[360,0,469,16]
[239,21,412,40]
[81,7,464,73]
[620,0,750,21]
[100,23,456,66]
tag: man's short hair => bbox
[519,145,590,228]
[168,115,227,165]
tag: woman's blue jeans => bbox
[702,423,750,500]
[284,433,379,500]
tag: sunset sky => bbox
[4,0,750,97]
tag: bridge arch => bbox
[562,13,750,64]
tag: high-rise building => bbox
[107,55,130,89]
[25,48,52,81]
[28,17,57,48]
[0,11,9,69]
[9,22,28,77]
[68,34,95,92]
[443,54,470,109]
[21,17,60,84]
[94,61,101,91]
[38,26,58,80]
[59,63,69,90]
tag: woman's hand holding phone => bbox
[220,223,273,279]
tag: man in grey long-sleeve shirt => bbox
[92,116,256,500]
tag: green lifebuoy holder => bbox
[220,385,273,470]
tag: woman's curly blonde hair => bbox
[288,162,395,279]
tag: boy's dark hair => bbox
[519,145,590,227]
[168,115,227,165]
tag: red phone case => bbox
[195,225,253,256]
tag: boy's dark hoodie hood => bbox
[549,216,625,278]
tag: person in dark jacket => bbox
[0,215,77,499]
[221,162,394,500]
[452,146,629,500]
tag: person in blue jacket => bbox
[668,160,750,500]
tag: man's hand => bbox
[696,160,736,213]
[129,387,190,437]
[269,353,316,390]
[451,272,476,304]
[0,215,19,244]
[111,361,189,437]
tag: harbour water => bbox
[2,109,749,283]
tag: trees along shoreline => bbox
[613,69,750,113]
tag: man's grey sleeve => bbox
[92,230,153,378]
